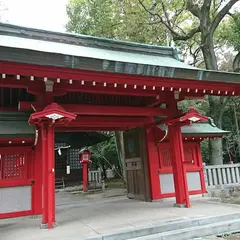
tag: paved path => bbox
[1,192,240,240]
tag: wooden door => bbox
[123,127,151,202]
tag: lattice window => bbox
[184,148,196,166]
[55,143,66,148]
[55,143,82,170]
[55,143,68,171]
[70,149,82,169]
[160,148,172,167]
[0,154,26,180]
[159,145,197,169]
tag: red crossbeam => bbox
[56,116,149,128]
[0,77,43,89]
[1,61,239,94]
[54,83,158,97]
[19,101,170,117]
[63,104,169,117]
[55,127,129,132]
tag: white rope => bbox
[159,127,168,143]
[54,145,71,151]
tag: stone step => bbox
[96,213,240,240]
[128,219,240,240]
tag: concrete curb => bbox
[133,219,240,240]
[82,213,240,240]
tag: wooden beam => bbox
[18,101,170,117]
[1,61,239,95]
[62,104,169,117]
[55,127,129,132]
[0,107,18,112]
[60,116,150,128]
[18,101,34,111]
[54,83,158,97]
[0,77,43,89]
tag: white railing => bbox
[204,163,240,187]
[88,168,102,184]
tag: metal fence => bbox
[204,163,240,187]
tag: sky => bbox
[1,0,69,32]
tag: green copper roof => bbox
[0,112,110,143]
[0,23,240,84]
[0,112,35,138]
[158,119,229,137]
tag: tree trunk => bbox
[201,35,224,165]
[209,139,223,165]
[233,52,240,72]
[233,103,240,161]
[207,95,224,164]
[115,131,127,183]
[101,160,107,180]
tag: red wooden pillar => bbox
[29,102,76,229]
[145,127,161,200]
[41,123,48,225]
[47,124,55,228]
[79,150,91,192]
[196,144,207,194]
[168,124,190,208]
[82,163,88,192]
[41,123,56,229]
[32,127,43,215]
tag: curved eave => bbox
[0,136,34,146]
[0,121,35,137]
[0,22,239,85]
[183,135,226,141]
[1,46,239,86]
[158,123,230,138]
[0,22,176,56]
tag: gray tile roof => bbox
[0,23,240,84]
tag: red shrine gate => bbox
[0,23,240,228]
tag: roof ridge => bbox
[0,22,177,58]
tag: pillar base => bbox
[173,203,186,208]
[40,222,57,229]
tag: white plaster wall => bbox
[160,171,201,194]
[0,186,31,213]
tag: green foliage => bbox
[178,98,209,115]
[89,136,123,178]
[229,13,240,51]
[66,0,168,44]
[201,140,210,164]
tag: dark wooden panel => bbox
[124,127,151,202]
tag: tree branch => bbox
[201,0,212,16]
[233,52,240,72]
[138,0,177,35]
[211,0,239,33]
[161,0,171,27]
[186,0,202,19]
[173,26,201,41]
[138,0,201,41]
